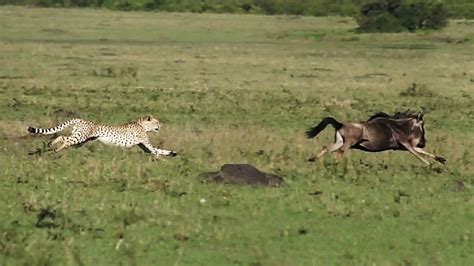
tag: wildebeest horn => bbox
[419,107,427,119]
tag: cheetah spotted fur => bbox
[28,116,177,158]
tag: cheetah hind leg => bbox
[50,136,76,152]
[151,155,168,162]
[50,136,64,146]
[55,140,70,152]
[49,136,65,151]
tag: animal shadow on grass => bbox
[28,140,53,156]
[35,207,105,240]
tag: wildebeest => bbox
[306,111,446,165]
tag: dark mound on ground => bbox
[203,164,284,187]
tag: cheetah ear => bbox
[146,115,153,121]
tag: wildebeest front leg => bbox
[414,147,447,164]
[400,142,431,165]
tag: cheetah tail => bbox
[28,118,80,135]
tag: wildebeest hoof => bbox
[307,157,316,162]
[435,156,447,164]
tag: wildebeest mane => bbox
[367,110,420,121]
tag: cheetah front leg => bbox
[139,141,177,159]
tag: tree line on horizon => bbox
[0,0,472,19]
[0,0,472,33]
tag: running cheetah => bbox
[28,116,177,158]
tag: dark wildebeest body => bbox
[306,111,446,165]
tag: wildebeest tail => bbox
[28,119,80,135]
[306,117,343,138]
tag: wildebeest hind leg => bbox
[335,138,358,162]
[309,132,344,162]
[317,141,343,159]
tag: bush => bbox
[357,11,405,32]
[68,0,106,7]
[144,0,167,11]
[394,2,447,31]
[115,0,133,11]
[217,3,239,14]
[424,3,448,29]
[253,0,278,15]
[446,3,474,19]
[357,0,448,33]
[32,0,57,7]
[241,3,252,12]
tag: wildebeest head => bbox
[412,112,426,148]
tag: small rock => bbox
[203,164,284,187]
[174,233,189,241]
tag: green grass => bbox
[0,6,473,265]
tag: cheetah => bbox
[27,116,177,159]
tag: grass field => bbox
[0,6,473,265]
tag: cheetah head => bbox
[140,115,161,132]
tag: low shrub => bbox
[357,0,448,33]
[399,83,436,97]
[357,11,405,33]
